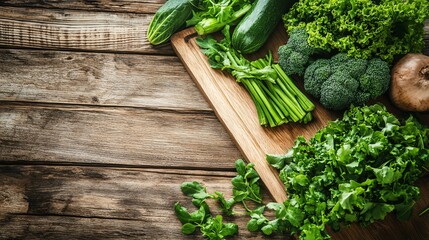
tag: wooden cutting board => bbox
[171,27,340,203]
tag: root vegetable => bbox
[390,53,429,112]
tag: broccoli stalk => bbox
[196,26,315,127]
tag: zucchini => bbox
[147,0,195,45]
[231,0,289,54]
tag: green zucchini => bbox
[147,0,195,45]
[231,0,289,54]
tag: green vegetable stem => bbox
[420,207,429,217]
[197,26,315,127]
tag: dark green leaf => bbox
[372,166,402,185]
[190,205,207,223]
[181,223,197,235]
[214,192,235,216]
[180,181,210,199]
[395,201,416,221]
[266,153,288,169]
[235,159,246,176]
[233,190,247,202]
[231,175,246,189]
[219,223,238,237]
[247,219,259,232]
[174,202,191,224]
[261,224,274,235]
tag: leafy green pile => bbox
[188,0,254,35]
[283,0,429,63]
[175,159,263,239]
[197,26,315,127]
[266,104,429,239]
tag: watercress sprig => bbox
[175,159,264,239]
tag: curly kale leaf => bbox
[283,0,429,62]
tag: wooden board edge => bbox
[171,28,288,203]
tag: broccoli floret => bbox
[359,58,391,99]
[320,71,359,111]
[304,53,391,111]
[303,59,331,99]
[278,27,319,76]
[329,53,368,79]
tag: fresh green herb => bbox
[264,104,429,239]
[175,159,263,239]
[283,0,429,63]
[197,26,315,127]
[189,0,254,36]
[175,202,237,239]
[231,159,262,206]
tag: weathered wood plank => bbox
[0,165,428,240]
[0,0,166,14]
[0,103,241,168]
[0,7,172,54]
[0,49,210,111]
[0,165,282,240]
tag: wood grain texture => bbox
[0,49,210,111]
[0,165,284,240]
[0,0,166,14]
[171,28,341,203]
[0,103,241,168]
[0,165,428,240]
[0,6,173,54]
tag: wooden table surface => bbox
[0,2,428,240]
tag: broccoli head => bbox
[304,53,391,111]
[278,27,319,76]
[320,71,359,111]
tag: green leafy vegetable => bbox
[175,159,263,239]
[190,0,253,35]
[264,104,429,239]
[197,26,315,127]
[283,0,429,63]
